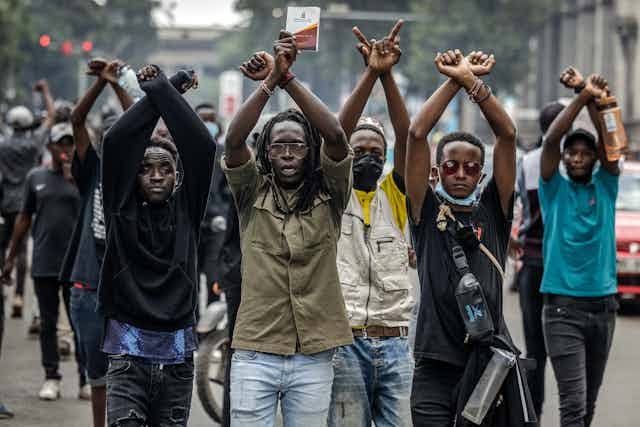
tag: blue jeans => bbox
[106,355,194,426]
[70,288,108,386]
[329,337,414,427]
[230,349,334,426]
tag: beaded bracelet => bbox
[472,84,493,104]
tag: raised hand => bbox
[368,20,403,74]
[560,66,585,90]
[273,31,297,77]
[584,74,608,99]
[467,51,495,76]
[137,64,159,82]
[352,19,403,73]
[33,79,49,93]
[240,51,274,81]
[87,58,108,76]
[435,49,475,88]
[100,60,122,84]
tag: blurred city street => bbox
[2,288,640,426]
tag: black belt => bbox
[544,294,618,313]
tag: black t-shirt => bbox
[23,167,80,278]
[59,145,105,288]
[410,179,512,367]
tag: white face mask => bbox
[434,171,485,207]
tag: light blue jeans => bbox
[329,337,414,427]
[230,349,335,427]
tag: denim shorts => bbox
[70,287,108,386]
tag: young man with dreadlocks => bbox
[98,65,215,426]
[405,49,528,426]
[223,32,353,425]
[539,67,619,427]
[327,20,416,427]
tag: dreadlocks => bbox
[255,109,328,214]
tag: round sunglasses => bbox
[440,159,482,177]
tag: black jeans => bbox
[543,294,617,427]
[0,212,27,298]
[517,263,546,417]
[222,283,241,427]
[411,358,464,426]
[33,278,85,384]
[106,355,194,427]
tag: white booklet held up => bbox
[285,6,321,51]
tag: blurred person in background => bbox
[0,80,56,322]
[59,58,134,426]
[1,122,84,401]
[196,102,233,304]
[513,100,564,418]
[540,68,620,427]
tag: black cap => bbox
[563,128,597,152]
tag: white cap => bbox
[50,122,74,144]
[6,106,34,129]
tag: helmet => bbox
[6,106,34,129]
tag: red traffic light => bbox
[81,40,93,52]
[39,34,51,47]
[61,40,73,56]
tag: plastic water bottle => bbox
[117,65,144,101]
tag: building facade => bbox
[526,0,639,154]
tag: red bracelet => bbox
[279,71,296,89]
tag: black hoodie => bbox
[99,69,216,331]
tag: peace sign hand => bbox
[353,19,403,74]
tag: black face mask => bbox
[353,153,384,192]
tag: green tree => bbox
[7,0,159,104]
[406,0,554,95]
[0,0,29,102]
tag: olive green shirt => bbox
[222,145,354,355]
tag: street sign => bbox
[218,70,243,122]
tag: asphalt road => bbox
[1,286,639,426]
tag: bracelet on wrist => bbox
[574,82,586,94]
[472,84,492,104]
[278,71,296,89]
[260,81,274,97]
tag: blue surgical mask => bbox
[435,182,479,207]
[205,122,219,139]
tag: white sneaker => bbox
[38,379,61,401]
[78,384,91,400]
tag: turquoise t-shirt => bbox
[538,167,619,296]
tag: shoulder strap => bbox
[437,203,506,283]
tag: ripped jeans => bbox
[106,355,194,427]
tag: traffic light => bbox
[81,40,93,53]
[61,40,73,56]
[39,34,51,48]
